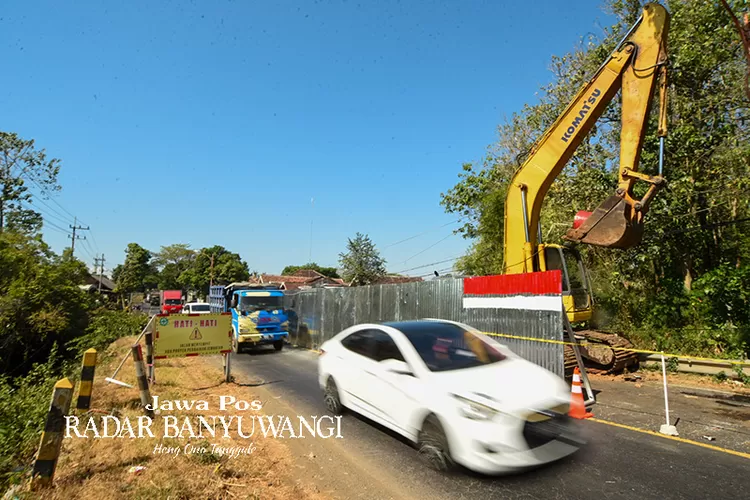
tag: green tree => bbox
[152,243,196,289]
[0,231,92,375]
[338,233,386,286]
[0,132,61,234]
[115,243,154,295]
[281,262,340,278]
[440,0,750,355]
[180,246,249,297]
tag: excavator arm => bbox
[503,3,669,275]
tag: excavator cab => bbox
[541,244,593,323]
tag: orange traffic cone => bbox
[569,367,593,419]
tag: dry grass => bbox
[32,337,327,500]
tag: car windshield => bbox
[165,299,181,305]
[191,304,210,312]
[239,296,282,312]
[392,321,507,372]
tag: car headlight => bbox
[452,394,500,421]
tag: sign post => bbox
[153,313,233,374]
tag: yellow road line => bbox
[589,417,750,460]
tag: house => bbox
[250,269,346,291]
[80,274,116,294]
[369,274,423,285]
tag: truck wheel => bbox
[232,336,241,354]
[273,340,284,351]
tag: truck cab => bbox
[209,284,289,353]
[160,290,184,315]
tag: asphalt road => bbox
[227,346,750,500]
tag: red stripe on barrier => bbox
[185,353,199,357]
[154,355,167,359]
[221,312,232,316]
[220,349,231,353]
[463,270,562,296]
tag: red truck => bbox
[160,290,183,314]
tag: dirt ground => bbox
[30,337,328,500]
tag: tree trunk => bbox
[683,256,695,291]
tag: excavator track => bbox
[564,329,639,376]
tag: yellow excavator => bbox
[503,3,669,374]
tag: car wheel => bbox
[324,378,344,415]
[418,415,454,472]
[232,335,241,354]
[273,340,284,351]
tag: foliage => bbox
[114,243,158,295]
[180,246,249,297]
[440,0,750,358]
[280,262,340,278]
[338,232,387,286]
[152,243,196,290]
[67,309,148,355]
[0,351,62,488]
[0,132,61,234]
[0,231,93,376]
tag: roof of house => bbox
[251,270,345,291]
[370,275,423,285]
[85,275,116,291]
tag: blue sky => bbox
[1,0,615,277]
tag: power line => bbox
[393,255,463,275]
[19,172,80,223]
[401,232,457,264]
[19,199,74,227]
[382,219,463,250]
[41,217,70,235]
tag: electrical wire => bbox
[18,171,81,223]
[393,256,463,275]
[401,232,457,264]
[382,219,463,250]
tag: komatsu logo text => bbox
[560,88,601,143]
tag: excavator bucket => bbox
[563,195,644,249]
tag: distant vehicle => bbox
[181,302,211,315]
[209,283,289,353]
[150,295,160,306]
[318,319,583,475]
[160,290,183,315]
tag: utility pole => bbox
[309,197,314,263]
[94,254,105,292]
[68,217,89,256]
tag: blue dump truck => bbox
[209,283,289,353]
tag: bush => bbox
[0,348,63,488]
[67,308,148,356]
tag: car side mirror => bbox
[380,359,412,376]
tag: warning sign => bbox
[154,313,232,358]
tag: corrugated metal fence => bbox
[283,277,564,376]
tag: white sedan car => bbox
[318,319,584,475]
[181,302,212,315]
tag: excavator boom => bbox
[503,3,669,275]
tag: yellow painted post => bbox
[31,378,74,488]
[76,348,97,410]
[132,345,154,417]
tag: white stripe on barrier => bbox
[572,385,582,394]
[462,295,562,311]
